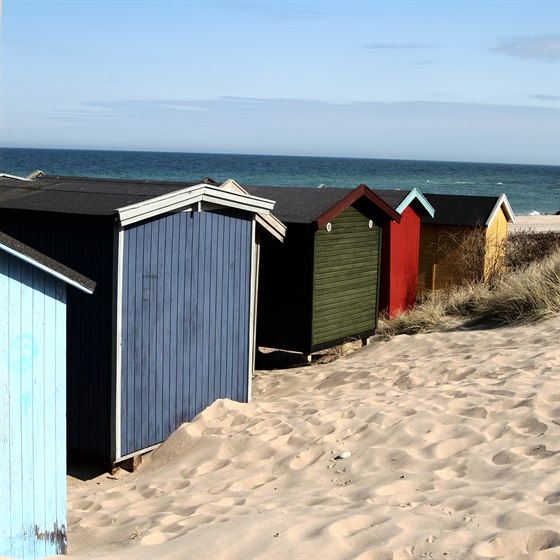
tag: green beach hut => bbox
[243,184,400,359]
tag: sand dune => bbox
[64,316,560,560]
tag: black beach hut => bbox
[243,184,400,359]
[0,174,283,467]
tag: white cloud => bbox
[490,34,560,62]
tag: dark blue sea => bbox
[1,147,558,216]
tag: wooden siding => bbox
[379,206,420,317]
[312,205,380,346]
[119,209,252,458]
[0,253,67,559]
[484,208,508,279]
[417,225,438,296]
[418,224,487,296]
[0,212,115,457]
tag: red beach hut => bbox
[373,189,435,318]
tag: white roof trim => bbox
[0,242,95,294]
[220,179,286,241]
[117,183,275,227]
[256,213,286,242]
[0,173,33,181]
[485,193,516,226]
[395,188,435,218]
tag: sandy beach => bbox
[60,313,560,560]
[510,215,560,234]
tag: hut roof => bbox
[0,174,279,228]
[0,174,201,216]
[0,229,96,293]
[373,188,435,217]
[243,184,400,226]
[421,193,515,227]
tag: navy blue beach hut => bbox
[0,174,283,468]
[0,231,95,559]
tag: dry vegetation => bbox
[378,230,560,337]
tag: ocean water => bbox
[1,147,558,216]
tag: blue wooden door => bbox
[119,209,252,458]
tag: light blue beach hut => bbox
[0,231,95,559]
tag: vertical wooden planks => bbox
[0,252,67,559]
[118,209,252,459]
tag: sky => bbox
[0,0,559,165]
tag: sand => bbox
[510,216,560,234]
[60,315,560,560]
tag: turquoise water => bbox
[1,147,558,215]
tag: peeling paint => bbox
[34,522,67,554]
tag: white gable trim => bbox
[220,179,286,241]
[117,183,276,227]
[0,173,33,181]
[0,242,94,294]
[395,188,435,218]
[485,193,516,227]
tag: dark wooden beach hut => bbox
[0,231,94,559]
[243,184,400,358]
[373,188,435,317]
[418,193,515,295]
[0,174,283,467]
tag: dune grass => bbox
[378,233,560,338]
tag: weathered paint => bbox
[118,209,252,458]
[0,252,67,559]
[312,205,380,346]
[379,205,421,317]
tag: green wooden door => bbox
[312,205,380,347]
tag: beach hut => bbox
[418,193,515,296]
[0,231,94,559]
[0,174,283,468]
[243,184,400,359]
[373,188,435,317]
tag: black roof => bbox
[243,185,355,223]
[0,175,201,216]
[0,230,96,292]
[372,189,409,211]
[421,193,502,227]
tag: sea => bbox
[1,147,558,216]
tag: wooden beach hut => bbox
[373,188,435,317]
[243,184,400,359]
[418,193,515,296]
[0,231,95,559]
[0,174,283,467]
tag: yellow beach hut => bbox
[418,193,515,296]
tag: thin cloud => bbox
[530,94,560,101]
[365,43,436,50]
[489,34,560,62]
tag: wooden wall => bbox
[379,206,420,317]
[0,212,115,457]
[312,205,380,348]
[118,209,252,458]
[484,209,509,279]
[0,253,67,559]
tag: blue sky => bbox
[1,0,559,164]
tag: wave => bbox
[529,211,544,216]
